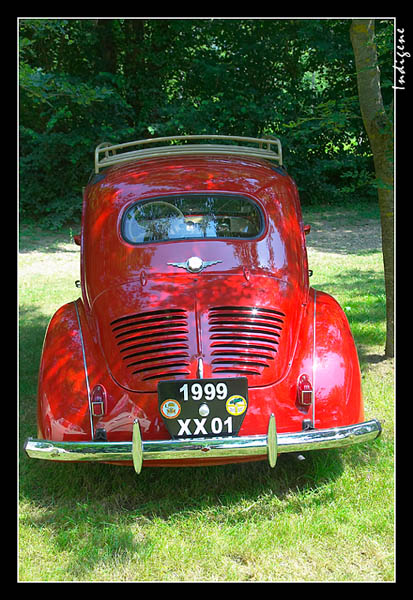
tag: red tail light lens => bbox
[297,374,313,406]
[91,384,106,416]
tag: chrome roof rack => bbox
[94,135,282,173]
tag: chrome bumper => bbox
[24,417,381,474]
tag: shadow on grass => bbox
[19,436,383,581]
[312,265,386,366]
[20,438,384,580]
[303,200,382,256]
[19,305,49,432]
[19,224,80,254]
[20,436,382,521]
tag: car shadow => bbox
[19,437,381,521]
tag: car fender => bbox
[310,288,364,428]
[37,300,93,441]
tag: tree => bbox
[350,19,394,358]
[19,18,391,236]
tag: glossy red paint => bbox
[36,152,364,466]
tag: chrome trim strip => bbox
[312,289,317,427]
[25,418,381,471]
[74,301,94,439]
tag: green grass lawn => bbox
[18,201,394,582]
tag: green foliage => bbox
[19,18,394,228]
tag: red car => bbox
[24,135,381,473]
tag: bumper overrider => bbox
[24,416,381,474]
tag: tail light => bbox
[297,374,313,406]
[91,384,106,416]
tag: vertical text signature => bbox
[393,28,410,90]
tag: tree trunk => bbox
[350,19,394,358]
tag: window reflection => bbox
[122,194,263,244]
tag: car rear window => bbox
[121,194,263,244]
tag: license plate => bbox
[158,378,248,439]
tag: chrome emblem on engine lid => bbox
[167,256,222,273]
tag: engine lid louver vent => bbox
[208,306,285,376]
[110,309,190,381]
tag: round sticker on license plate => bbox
[226,394,248,416]
[160,399,181,419]
[158,378,248,439]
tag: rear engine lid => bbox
[93,273,303,393]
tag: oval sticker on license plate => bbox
[158,378,248,439]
